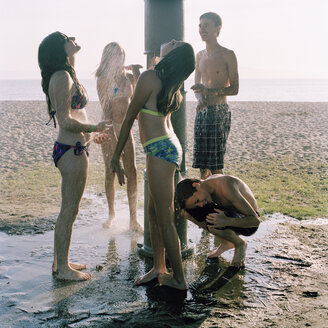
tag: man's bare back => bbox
[176,174,261,267]
[203,175,257,213]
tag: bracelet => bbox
[87,124,95,133]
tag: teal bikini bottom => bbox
[143,134,182,167]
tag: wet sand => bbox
[1,199,327,327]
[0,100,328,327]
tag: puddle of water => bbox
[0,193,318,327]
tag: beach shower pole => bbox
[137,0,193,259]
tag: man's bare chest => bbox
[199,56,227,74]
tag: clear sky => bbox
[1,0,327,79]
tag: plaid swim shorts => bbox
[192,104,231,170]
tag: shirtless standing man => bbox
[192,12,239,179]
[176,175,261,267]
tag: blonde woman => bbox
[95,42,143,232]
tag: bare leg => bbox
[122,133,142,233]
[147,156,187,290]
[232,242,247,268]
[207,237,234,258]
[53,151,91,280]
[135,193,166,285]
[101,138,116,228]
[211,168,223,175]
[200,168,212,180]
[53,262,86,273]
[102,167,116,228]
[208,226,247,268]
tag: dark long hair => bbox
[38,31,81,125]
[154,43,195,116]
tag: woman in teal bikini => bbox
[111,40,195,290]
[38,32,110,280]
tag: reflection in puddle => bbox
[1,193,323,327]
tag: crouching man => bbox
[176,175,261,268]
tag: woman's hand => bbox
[94,133,110,144]
[195,95,208,112]
[125,64,143,71]
[110,157,126,186]
[192,84,207,112]
[191,83,206,94]
[95,120,112,132]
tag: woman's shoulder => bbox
[51,70,71,85]
[137,70,160,87]
[139,69,157,79]
[52,70,70,79]
[49,70,72,93]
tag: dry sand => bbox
[1,100,327,225]
[0,101,327,172]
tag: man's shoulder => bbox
[203,174,226,189]
[218,46,236,58]
[207,174,238,189]
[196,49,207,59]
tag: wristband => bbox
[87,124,95,133]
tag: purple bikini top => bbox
[71,84,88,109]
[47,83,88,128]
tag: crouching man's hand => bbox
[206,209,228,228]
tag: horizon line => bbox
[1,77,328,81]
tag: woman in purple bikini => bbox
[38,31,111,281]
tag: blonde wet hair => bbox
[95,42,125,78]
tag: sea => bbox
[1,78,328,102]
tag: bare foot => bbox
[231,242,247,268]
[134,268,160,285]
[130,221,144,234]
[54,267,92,281]
[158,273,187,290]
[52,262,87,273]
[207,242,234,258]
[102,217,114,229]
[69,262,87,271]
